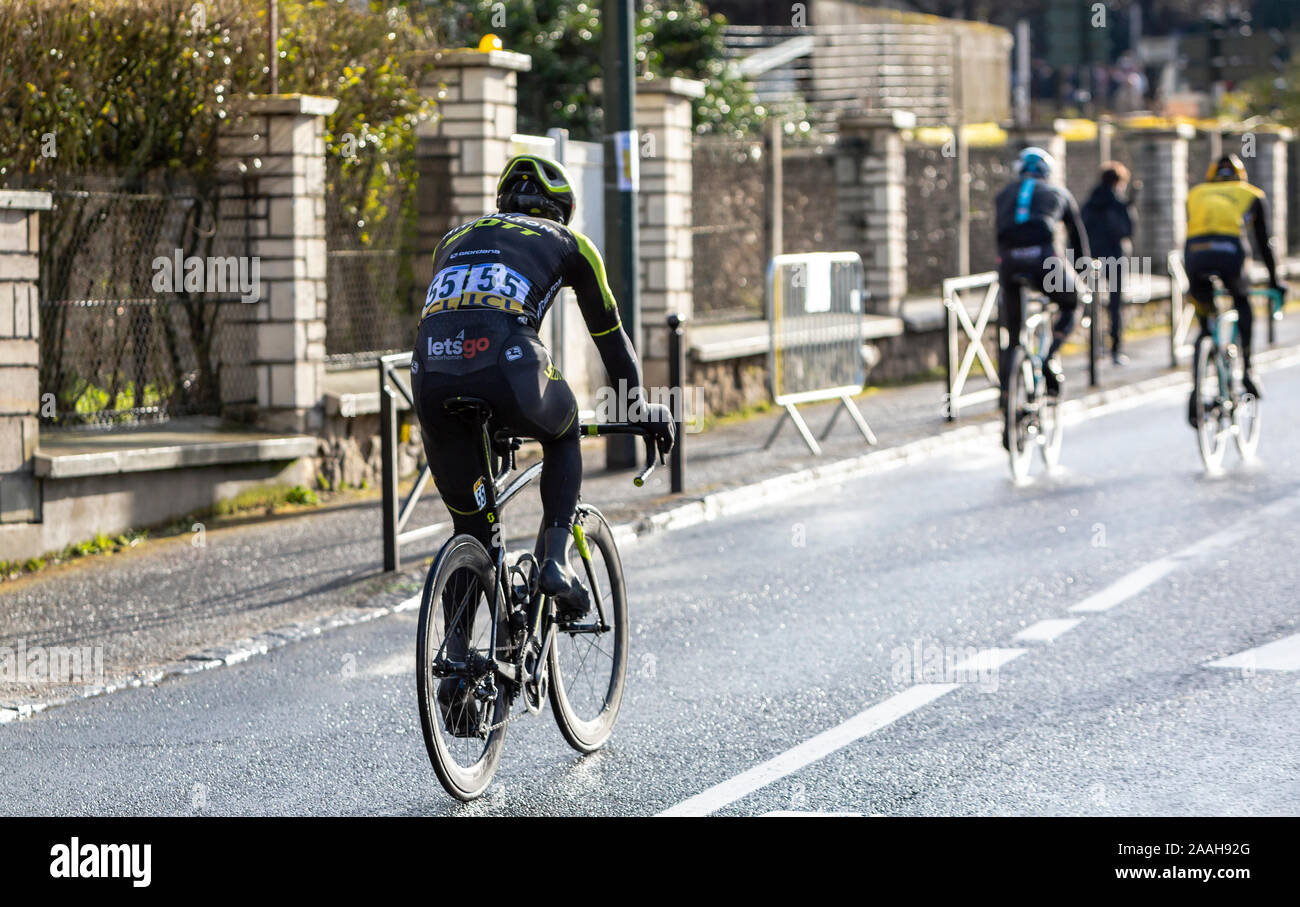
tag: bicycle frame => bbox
[435,401,659,695]
[1019,293,1058,400]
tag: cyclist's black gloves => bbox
[633,400,676,456]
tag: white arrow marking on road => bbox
[1206,632,1300,672]
[1069,491,1300,614]
[1013,618,1084,643]
[658,648,1026,817]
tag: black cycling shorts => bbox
[411,311,579,521]
[1185,240,1248,312]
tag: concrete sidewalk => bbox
[3,311,1299,714]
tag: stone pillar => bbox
[1127,124,1193,273]
[635,76,703,390]
[1235,128,1291,259]
[217,94,337,433]
[836,112,909,315]
[1008,121,1068,187]
[415,48,532,296]
[0,191,50,524]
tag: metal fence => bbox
[38,185,255,430]
[324,154,418,368]
[764,251,875,454]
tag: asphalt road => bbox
[3,359,1299,816]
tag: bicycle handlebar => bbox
[580,422,663,486]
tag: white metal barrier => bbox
[763,251,876,455]
[1167,250,1196,367]
[942,270,1001,420]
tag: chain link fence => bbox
[38,181,256,430]
[691,137,766,322]
[324,154,418,368]
[692,137,842,322]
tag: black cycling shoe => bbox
[1187,389,1200,429]
[1242,369,1262,400]
[1043,358,1064,397]
[437,678,482,738]
[539,526,590,621]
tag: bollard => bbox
[1088,293,1100,388]
[667,313,687,494]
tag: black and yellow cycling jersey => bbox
[1186,179,1268,252]
[421,211,621,338]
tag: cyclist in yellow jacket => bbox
[1184,153,1286,419]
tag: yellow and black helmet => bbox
[496,154,576,224]
[1207,153,1248,183]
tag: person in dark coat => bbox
[1080,161,1139,364]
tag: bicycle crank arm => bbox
[492,659,522,684]
[556,620,612,635]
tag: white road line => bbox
[1206,632,1300,672]
[1069,490,1300,614]
[1013,618,1084,643]
[952,647,1027,673]
[658,648,1026,817]
[658,684,956,817]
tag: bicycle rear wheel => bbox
[548,505,629,754]
[1004,347,1035,482]
[416,534,510,802]
[1193,334,1230,473]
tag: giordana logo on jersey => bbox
[428,330,491,360]
[504,345,523,362]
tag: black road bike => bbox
[415,397,661,801]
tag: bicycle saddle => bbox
[442,396,492,422]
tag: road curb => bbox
[5,342,1298,726]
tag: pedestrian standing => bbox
[1081,161,1139,364]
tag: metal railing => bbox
[943,266,1099,421]
[942,271,1001,420]
[379,351,439,572]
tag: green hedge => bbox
[0,0,437,220]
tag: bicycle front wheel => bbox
[1193,334,1229,473]
[1005,347,1035,482]
[1230,351,1262,460]
[548,505,629,754]
[1039,393,1064,470]
[416,534,510,802]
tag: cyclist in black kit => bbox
[412,155,674,623]
[994,147,1091,405]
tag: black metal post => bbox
[380,366,399,572]
[603,0,640,470]
[667,313,687,493]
